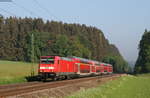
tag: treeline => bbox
[134,30,150,73]
[0,16,131,73]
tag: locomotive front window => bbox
[40,57,54,64]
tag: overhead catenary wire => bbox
[0,7,16,16]
[33,0,60,21]
[11,1,41,18]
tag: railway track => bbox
[0,74,122,97]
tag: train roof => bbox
[70,56,91,62]
[69,56,102,64]
[40,56,112,66]
[100,63,112,66]
[60,57,73,61]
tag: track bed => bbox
[0,74,125,98]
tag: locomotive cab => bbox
[39,56,59,80]
[39,56,55,71]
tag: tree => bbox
[25,31,44,62]
[135,30,150,73]
[69,38,91,58]
[52,35,71,56]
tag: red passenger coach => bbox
[38,56,113,80]
[100,63,113,74]
[100,63,105,73]
[107,64,113,73]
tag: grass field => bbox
[67,74,150,98]
[0,60,38,84]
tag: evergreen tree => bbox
[52,35,71,56]
[135,30,150,73]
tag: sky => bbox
[0,0,150,62]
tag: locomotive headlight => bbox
[49,67,54,69]
[40,66,54,69]
[40,67,45,69]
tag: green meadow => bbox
[0,60,38,84]
[1,60,150,98]
[67,74,150,98]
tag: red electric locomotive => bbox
[38,56,113,80]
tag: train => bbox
[38,56,113,81]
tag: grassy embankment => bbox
[0,60,38,84]
[67,74,150,98]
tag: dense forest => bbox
[0,16,131,73]
[134,30,150,73]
